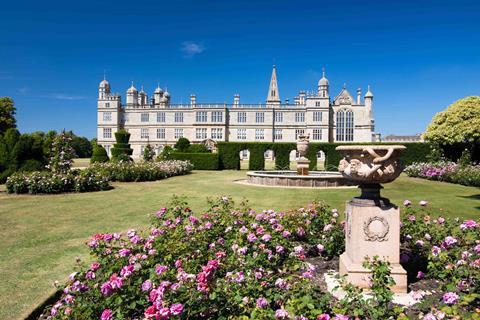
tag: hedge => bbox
[217,142,431,171]
[168,152,219,170]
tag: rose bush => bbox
[39,198,479,319]
[404,161,480,187]
[6,170,110,194]
[86,160,193,182]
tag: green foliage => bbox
[168,152,219,170]
[111,130,133,161]
[71,134,93,158]
[143,144,156,162]
[0,97,17,136]
[90,144,109,163]
[217,142,431,171]
[423,96,480,145]
[272,143,295,170]
[47,131,75,174]
[174,137,191,152]
[187,143,210,153]
[458,149,472,167]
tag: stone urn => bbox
[336,145,406,205]
[335,145,408,293]
[296,134,310,175]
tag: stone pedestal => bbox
[296,158,310,176]
[339,199,407,293]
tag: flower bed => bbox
[6,170,110,194]
[86,160,193,182]
[38,198,479,319]
[404,161,480,187]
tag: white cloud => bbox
[181,41,205,58]
[50,93,87,100]
[18,87,28,95]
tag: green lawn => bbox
[0,170,478,319]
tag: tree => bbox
[143,144,155,161]
[0,97,16,136]
[174,137,191,152]
[423,96,480,161]
[90,144,109,163]
[47,131,75,174]
[72,136,93,158]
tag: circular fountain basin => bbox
[246,171,356,188]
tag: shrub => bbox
[174,137,191,152]
[87,160,193,182]
[5,170,109,194]
[168,152,219,170]
[90,144,109,163]
[187,143,210,153]
[143,144,156,162]
[111,130,133,161]
[404,161,480,187]
[46,131,75,174]
[39,198,479,319]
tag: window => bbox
[255,112,265,123]
[255,129,264,140]
[196,128,207,140]
[174,128,184,139]
[237,128,246,140]
[141,128,149,139]
[211,111,223,123]
[105,103,110,108]
[141,113,149,122]
[315,101,320,107]
[103,112,112,122]
[275,112,283,123]
[174,112,184,123]
[196,111,207,122]
[156,128,165,139]
[211,128,223,140]
[103,128,112,139]
[274,129,283,140]
[336,110,354,141]
[237,112,247,123]
[295,112,305,123]
[313,129,322,140]
[157,112,165,123]
[295,129,305,140]
[313,111,322,122]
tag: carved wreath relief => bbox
[363,216,389,242]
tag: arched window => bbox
[345,110,354,141]
[336,109,354,141]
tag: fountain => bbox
[336,145,408,293]
[245,136,354,188]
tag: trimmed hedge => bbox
[90,144,109,163]
[111,130,133,160]
[168,152,219,170]
[217,142,431,171]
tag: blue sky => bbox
[1,0,479,139]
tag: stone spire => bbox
[266,65,280,106]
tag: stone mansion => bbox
[97,66,375,157]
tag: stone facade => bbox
[97,66,375,157]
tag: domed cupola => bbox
[126,82,138,106]
[317,68,329,98]
[98,75,111,99]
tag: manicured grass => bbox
[0,170,478,319]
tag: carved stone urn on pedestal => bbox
[296,134,310,176]
[336,145,407,293]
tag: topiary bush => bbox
[187,144,210,153]
[143,144,156,162]
[90,144,109,163]
[111,130,133,161]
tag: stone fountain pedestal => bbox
[296,158,310,176]
[296,134,310,176]
[336,146,408,293]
